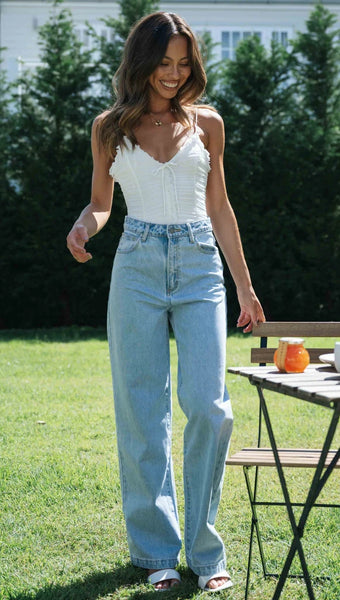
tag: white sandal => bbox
[147,568,181,591]
[198,570,233,592]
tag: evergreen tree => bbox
[214,4,340,322]
[5,1,102,327]
[214,36,293,323]
[288,2,340,319]
[110,0,160,40]
[0,53,18,328]
[197,31,221,101]
[292,2,340,130]
[0,50,15,209]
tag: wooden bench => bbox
[226,321,340,597]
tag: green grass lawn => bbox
[0,328,339,600]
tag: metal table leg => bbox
[257,386,340,600]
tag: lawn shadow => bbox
[10,564,200,600]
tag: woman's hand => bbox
[66,223,93,263]
[236,286,265,333]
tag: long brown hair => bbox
[98,12,207,158]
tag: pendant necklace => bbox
[149,108,175,127]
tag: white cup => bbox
[334,342,340,373]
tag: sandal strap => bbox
[198,570,232,590]
[148,569,181,585]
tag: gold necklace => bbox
[151,116,163,127]
[148,109,174,127]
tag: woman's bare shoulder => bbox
[92,109,111,130]
[195,106,223,130]
[190,106,224,147]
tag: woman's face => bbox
[148,35,191,103]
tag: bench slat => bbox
[227,448,340,468]
[251,322,340,338]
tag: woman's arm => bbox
[200,108,265,332]
[66,114,114,263]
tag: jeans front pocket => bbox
[194,231,218,254]
[117,232,141,254]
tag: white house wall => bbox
[1,1,340,82]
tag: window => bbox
[221,30,262,60]
[75,25,90,48]
[75,24,115,51]
[272,31,289,47]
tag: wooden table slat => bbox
[300,385,340,394]
[228,366,340,404]
[295,381,340,388]
[316,391,340,400]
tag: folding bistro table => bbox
[228,364,340,600]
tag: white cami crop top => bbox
[109,122,211,225]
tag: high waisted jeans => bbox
[107,216,233,577]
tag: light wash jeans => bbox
[107,216,233,577]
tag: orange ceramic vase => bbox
[274,337,310,373]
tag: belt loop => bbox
[141,223,150,242]
[187,222,195,243]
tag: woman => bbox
[67,12,265,592]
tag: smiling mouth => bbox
[160,81,178,89]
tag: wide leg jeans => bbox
[107,217,233,576]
